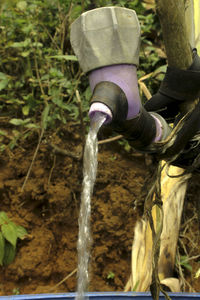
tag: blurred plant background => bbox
[0,0,166,152]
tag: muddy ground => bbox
[0,122,199,295]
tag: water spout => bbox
[76,113,106,300]
[70,7,172,152]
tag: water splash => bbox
[76,113,106,300]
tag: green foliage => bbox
[118,139,131,152]
[179,256,193,272]
[12,288,20,295]
[0,0,82,118]
[107,271,115,279]
[0,0,165,151]
[177,255,193,273]
[109,155,117,161]
[0,211,28,266]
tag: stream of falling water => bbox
[76,113,106,300]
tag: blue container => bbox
[1,292,200,300]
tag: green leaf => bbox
[9,118,31,126]
[6,99,24,105]
[180,255,193,272]
[84,86,92,102]
[41,104,50,130]
[3,242,16,265]
[0,232,5,266]
[16,1,27,10]
[0,79,9,91]
[107,271,115,279]
[21,51,30,57]
[11,38,31,48]
[9,118,25,126]
[25,123,40,129]
[32,42,43,48]
[0,145,6,152]
[0,72,7,80]
[49,55,78,61]
[152,65,167,77]
[0,130,7,136]
[1,223,18,247]
[70,5,82,21]
[12,288,20,295]
[155,73,165,81]
[16,225,28,240]
[22,105,29,116]
[0,211,10,225]
[49,68,63,78]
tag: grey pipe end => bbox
[70,7,141,73]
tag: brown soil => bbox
[0,123,199,295]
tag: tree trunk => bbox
[155,0,192,69]
[155,0,193,282]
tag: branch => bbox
[155,0,192,69]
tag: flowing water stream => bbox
[76,113,106,300]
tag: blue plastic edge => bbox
[1,292,200,300]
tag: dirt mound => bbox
[0,124,199,295]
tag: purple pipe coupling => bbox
[89,64,141,121]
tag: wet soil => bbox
[0,123,199,295]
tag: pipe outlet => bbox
[70,7,172,151]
